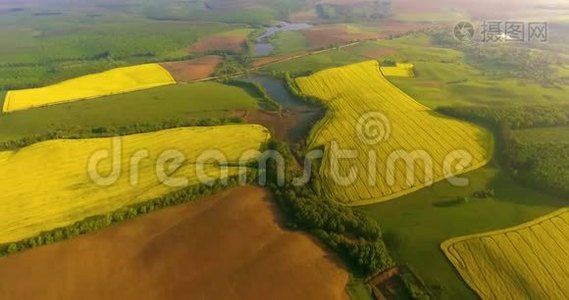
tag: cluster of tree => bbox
[316,1,391,21]
[439,105,569,198]
[263,140,395,277]
[438,105,569,129]
[212,52,252,79]
[0,174,254,256]
[505,140,569,197]
[0,117,243,151]
[224,79,281,111]
[430,30,562,86]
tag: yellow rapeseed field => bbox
[295,61,490,205]
[442,208,569,300]
[380,63,415,77]
[0,125,270,244]
[3,64,176,113]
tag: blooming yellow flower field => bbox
[442,208,569,300]
[3,64,176,113]
[380,63,415,77]
[0,125,269,244]
[295,61,491,205]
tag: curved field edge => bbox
[441,207,569,248]
[3,64,176,113]
[292,61,492,206]
[0,125,270,245]
[0,175,252,257]
[441,208,569,299]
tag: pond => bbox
[243,75,323,143]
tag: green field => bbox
[0,9,248,89]
[270,31,309,55]
[513,127,569,144]
[359,35,569,108]
[360,163,566,300]
[0,82,261,142]
[262,48,363,74]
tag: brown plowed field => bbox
[189,34,247,53]
[301,25,379,49]
[160,55,222,82]
[0,186,349,300]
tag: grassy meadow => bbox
[0,82,262,142]
[0,125,270,244]
[270,31,309,55]
[360,163,566,300]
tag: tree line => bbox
[263,139,394,276]
[0,117,244,152]
[439,105,569,198]
[438,105,569,130]
[0,174,254,256]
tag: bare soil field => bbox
[361,47,396,59]
[0,186,349,300]
[160,55,222,82]
[301,24,379,49]
[189,31,248,53]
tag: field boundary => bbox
[294,61,493,206]
[4,64,176,113]
[441,207,569,299]
[0,174,256,257]
[441,207,569,249]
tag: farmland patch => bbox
[3,64,175,113]
[380,63,415,77]
[0,186,349,300]
[160,55,222,82]
[188,29,251,54]
[294,61,491,205]
[442,208,569,299]
[0,125,269,244]
[0,82,261,143]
